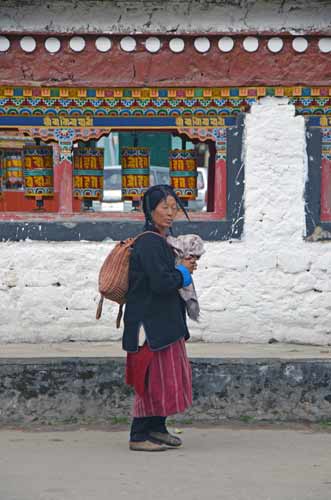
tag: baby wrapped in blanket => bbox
[167,234,205,321]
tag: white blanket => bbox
[167,234,205,321]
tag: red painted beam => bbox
[0,36,330,88]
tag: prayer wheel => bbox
[73,147,104,200]
[23,146,54,197]
[1,148,24,190]
[121,147,150,203]
[169,149,198,200]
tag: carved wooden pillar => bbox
[212,127,227,218]
[53,129,75,214]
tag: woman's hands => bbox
[180,256,198,274]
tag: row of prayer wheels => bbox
[0,146,198,204]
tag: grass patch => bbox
[239,415,256,423]
[167,418,193,426]
[318,420,331,428]
[110,416,129,425]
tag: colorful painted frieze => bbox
[73,147,104,200]
[121,147,150,201]
[169,149,198,200]
[1,87,331,132]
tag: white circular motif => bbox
[267,37,284,53]
[20,36,37,53]
[243,36,259,52]
[318,38,331,53]
[120,36,136,52]
[0,36,10,52]
[145,37,161,53]
[292,37,308,53]
[95,36,112,52]
[169,38,185,53]
[194,37,210,53]
[69,36,86,52]
[44,37,61,53]
[218,37,234,52]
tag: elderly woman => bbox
[123,184,197,452]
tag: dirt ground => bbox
[1,423,331,500]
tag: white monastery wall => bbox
[1,98,331,345]
[1,1,331,344]
[1,0,331,33]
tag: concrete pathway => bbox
[0,426,330,500]
[0,341,331,359]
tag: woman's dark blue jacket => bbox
[122,231,190,353]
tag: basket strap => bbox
[133,230,164,244]
[95,295,104,320]
[116,304,124,329]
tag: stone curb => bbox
[0,353,330,425]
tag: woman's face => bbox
[152,195,178,231]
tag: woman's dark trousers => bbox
[130,416,167,442]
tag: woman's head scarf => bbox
[142,184,190,231]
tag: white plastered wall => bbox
[1,98,331,345]
[1,0,331,33]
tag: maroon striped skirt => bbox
[126,338,192,417]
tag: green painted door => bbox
[118,132,172,167]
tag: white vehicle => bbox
[188,167,207,212]
[103,165,122,202]
[93,165,207,212]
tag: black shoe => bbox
[149,431,182,447]
[129,439,168,452]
